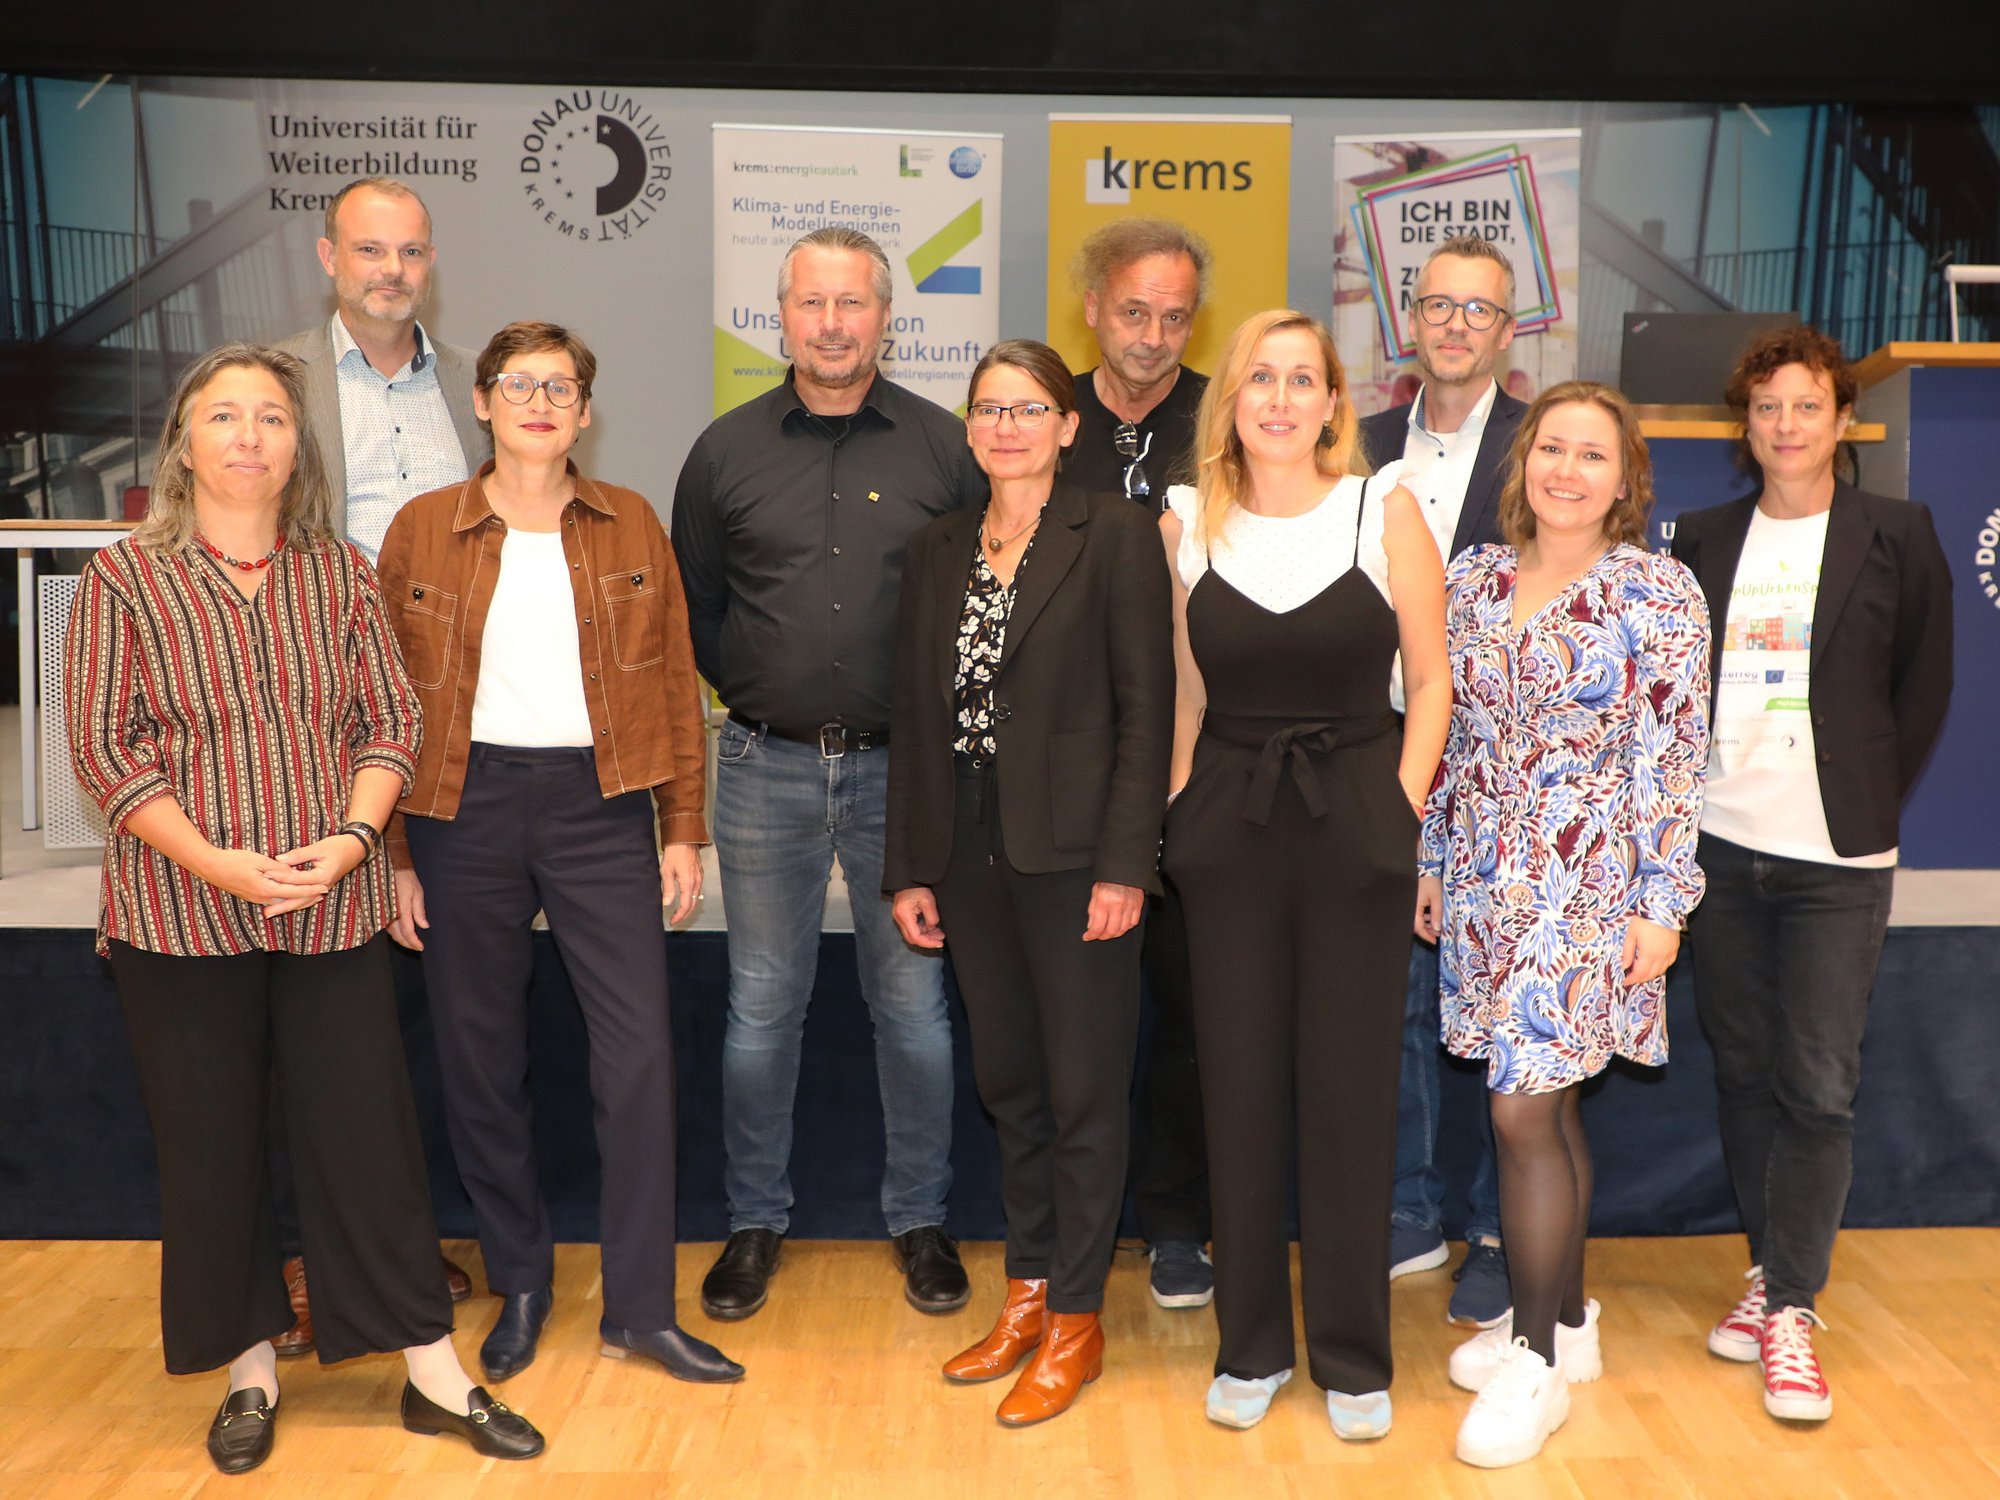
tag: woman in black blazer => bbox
[1670,324,1952,1427]
[885,339,1174,1427]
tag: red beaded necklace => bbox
[194,531,285,572]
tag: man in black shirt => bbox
[673,228,986,1322]
[1063,217,1217,1311]
[1064,218,1213,507]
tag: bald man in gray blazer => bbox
[266,175,487,1355]
[275,175,487,560]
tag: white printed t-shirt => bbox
[1700,506,1896,868]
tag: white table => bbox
[4,521,137,831]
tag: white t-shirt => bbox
[468,529,596,748]
[1700,507,1896,868]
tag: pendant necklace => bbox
[982,507,1043,555]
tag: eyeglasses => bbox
[967,402,1054,429]
[1114,422,1153,503]
[1412,294,1512,331]
[487,372,585,407]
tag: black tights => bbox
[1488,1084,1592,1364]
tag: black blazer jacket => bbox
[1358,383,1527,559]
[884,481,1174,895]
[1670,482,1954,858]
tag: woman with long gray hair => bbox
[65,343,545,1474]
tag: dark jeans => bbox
[1687,832,1894,1314]
[1393,935,1501,1243]
[1131,879,1210,1245]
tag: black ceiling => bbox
[14,2,2000,106]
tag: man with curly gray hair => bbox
[1064,217,1213,508]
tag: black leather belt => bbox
[726,710,889,756]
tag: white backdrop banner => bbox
[1333,129,1581,416]
[711,123,1002,416]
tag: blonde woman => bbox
[64,344,543,1473]
[1157,311,1449,1438]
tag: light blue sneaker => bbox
[1205,1369,1292,1429]
[1326,1388,1393,1441]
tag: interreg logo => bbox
[1084,146,1254,204]
[948,146,984,179]
[1975,504,2000,614]
[517,89,671,241]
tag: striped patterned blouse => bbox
[64,536,422,957]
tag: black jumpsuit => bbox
[1163,478,1416,1397]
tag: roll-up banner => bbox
[1334,129,1582,415]
[711,124,1003,417]
[1046,114,1292,380]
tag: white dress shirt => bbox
[1397,377,1499,565]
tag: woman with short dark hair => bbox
[886,338,1174,1426]
[1673,325,1952,1426]
[66,343,544,1473]
[377,320,741,1392]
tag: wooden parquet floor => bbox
[3,1230,1998,1499]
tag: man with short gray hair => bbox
[1065,217,1213,506]
[268,175,487,1359]
[674,227,986,1322]
[277,178,485,562]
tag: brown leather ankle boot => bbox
[995,1309,1103,1426]
[942,1278,1046,1383]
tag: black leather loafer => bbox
[206,1387,278,1474]
[893,1225,971,1313]
[399,1382,545,1460]
[479,1285,553,1382]
[600,1319,746,1382]
[700,1228,784,1320]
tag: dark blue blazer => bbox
[1358,384,1528,559]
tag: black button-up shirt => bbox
[673,370,986,732]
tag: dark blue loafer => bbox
[479,1285,553,1383]
[599,1319,745,1383]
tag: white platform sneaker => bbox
[1454,1338,1570,1469]
[1449,1298,1603,1392]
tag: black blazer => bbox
[884,481,1174,895]
[1670,483,1954,858]
[1358,383,1527,558]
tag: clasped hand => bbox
[202,836,364,918]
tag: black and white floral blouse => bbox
[952,537,1034,758]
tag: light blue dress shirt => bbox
[330,315,470,562]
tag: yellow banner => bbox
[1046,115,1293,379]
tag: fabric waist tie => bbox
[1198,710,1398,826]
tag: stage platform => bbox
[2,1231,1997,1498]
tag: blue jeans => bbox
[1393,936,1501,1242]
[711,720,953,1237]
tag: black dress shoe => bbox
[206,1387,278,1474]
[479,1286,553,1382]
[443,1256,474,1303]
[893,1225,971,1313]
[700,1228,784,1320]
[599,1319,746,1382]
[400,1382,545,1460]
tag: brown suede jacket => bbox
[376,461,709,863]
